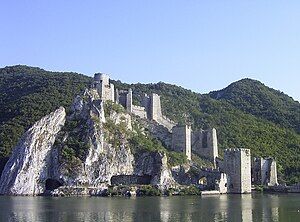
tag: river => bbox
[0,193,299,221]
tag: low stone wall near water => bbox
[111,175,152,186]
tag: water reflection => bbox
[0,194,299,221]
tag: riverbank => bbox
[44,185,204,197]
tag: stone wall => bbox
[150,93,162,121]
[93,73,115,102]
[252,157,278,186]
[223,149,251,194]
[216,173,228,194]
[171,125,192,160]
[157,116,176,132]
[192,128,218,165]
[142,93,175,131]
[289,183,300,193]
[132,105,147,119]
[116,89,133,113]
[111,175,152,186]
[137,117,172,148]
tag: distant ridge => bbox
[209,78,300,134]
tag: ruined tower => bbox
[93,73,115,102]
[171,125,192,160]
[150,93,163,122]
[116,88,133,113]
[141,93,175,131]
[223,149,251,194]
[252,157,278,186]
[192,128,218,165]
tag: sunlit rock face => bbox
[0,107,66,195]
[0,87,178,196]
[57,88,135,187]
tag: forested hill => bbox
[0,65,299,184]
[209,78,300,134]
[0,65,91,157]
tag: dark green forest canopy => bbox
[0,65,91,157]
[0,65,299,184]
[209,78,300,134]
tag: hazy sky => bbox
[1,1,299,101]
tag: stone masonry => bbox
[252,157,278,186]
[171,125,192,160]
[91,74,279,194]
[192,128,218,165]
[93,73,115,102]
[223,149,252,194]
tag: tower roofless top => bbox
[94,73,110,84]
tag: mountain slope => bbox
[209,78,300,134]
[113,81,300,184]
[0,65,299,184]
[0,65,91,157]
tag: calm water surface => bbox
[0,194,299,222]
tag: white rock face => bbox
[60,89,135,186]
[0,107,66,195]
[0,87,179,196]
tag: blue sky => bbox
[0,0,299,101]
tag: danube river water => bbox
[0,193,299,221]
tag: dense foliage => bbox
[209,78,300,133]
[0,65,299,184]
[0,65,90,157]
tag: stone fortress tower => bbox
[171,125,192,160]
[91,73,278,194]
[171,126,219,163]
[252,157,278,186]
[192,128,218,164]
[116,88,133,113]
[222,149,252,194]
[93,73,115,102]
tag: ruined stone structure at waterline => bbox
[89,73,278,194]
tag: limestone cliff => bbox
[55,89,135,186]
[0,107,66,195]
[134,151,176,188]
[0,88,177,195]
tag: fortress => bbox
[92,73,278,194]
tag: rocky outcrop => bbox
[134,152,176,188]
[0,107,66,195]
[0,87,180,196]
[137,118,172,148]
[57,89,135,187]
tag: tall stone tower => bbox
[150,93,163,121]
[223,149,251,194]
[171,125,192,160]
[93,73,115,102]
[126,88,133,113]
